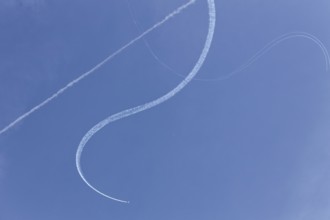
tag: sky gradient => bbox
[1,0,330,219]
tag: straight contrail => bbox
[0,0,197,135]
[76,0,216,203]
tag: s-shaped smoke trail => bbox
[0,0,196,136]
[76,0,216,203]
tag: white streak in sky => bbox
[0,0,196,135]
[76,0,216,203]
[214,32,330,81]
[132,30,330,81]
[125,6,330,82]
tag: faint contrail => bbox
[125,0,179,75]
[128,29,330,81]
[212,32,330,81]
[0,0,196,135]
[76,0,216,203]
[125,3,330,82]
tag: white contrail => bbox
[76,0,216,203]
[0,0,196,135]
[214,31,330,81]
[130,29,330,81]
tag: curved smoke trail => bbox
[0,0,196,135]
[75,0,216,203]
[125,2,330,81]
[127,27,330,81]
[213,32,330,81]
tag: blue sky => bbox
[1,0,330,219]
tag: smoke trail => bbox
[0,0,196,135]
[213,32,330,81]
[126,4,330,82]
[139,31,330,81]
[76,0,216,203]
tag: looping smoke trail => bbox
[214,32,330,81]
[76,0,216,203]
[0,0,196,136]
[126,12,330,82]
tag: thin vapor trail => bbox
[125,2,330,82]
[76,0,216,203]
[131,30,330,81]
[216,32,330,81]
[126,0,182,75]
[0,0,196,135]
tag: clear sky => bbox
[1,0,330,219]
